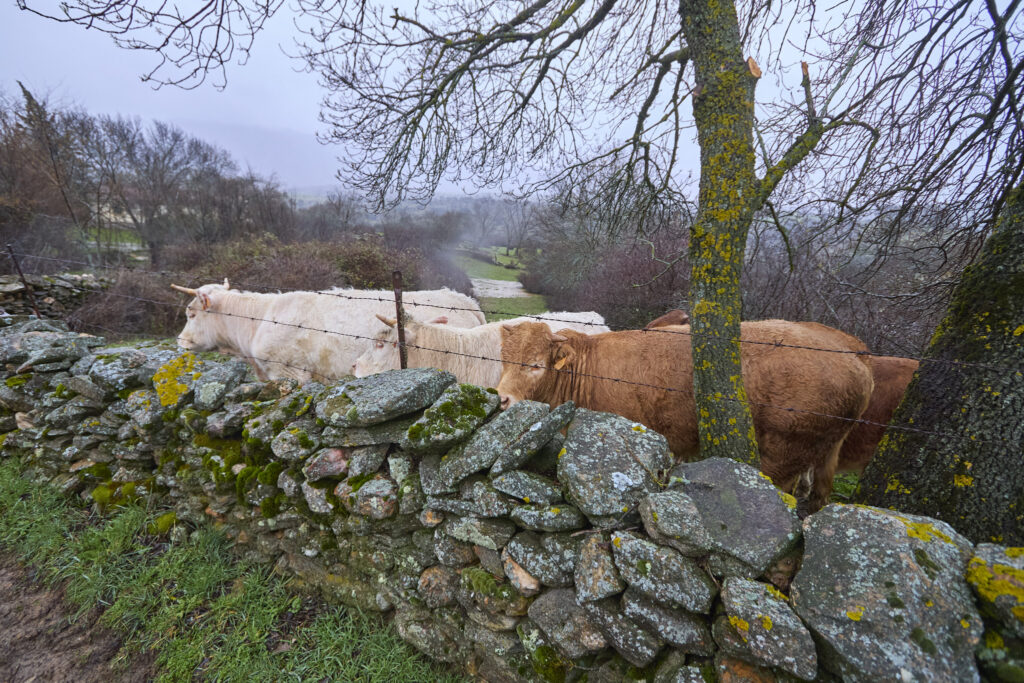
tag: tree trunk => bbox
[678,0,761,467]
[857,183,1024,545]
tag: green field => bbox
[479,294,549,320]
[0,459,466,682]
[453,252,521,281]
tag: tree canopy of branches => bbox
[16,1,1024,524]
[0,85,296,269]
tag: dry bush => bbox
[521,236,690,329]
[69,233,473,339]
[68,270,183,339]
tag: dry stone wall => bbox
[0,273,112,317]
[0,316,1020,683]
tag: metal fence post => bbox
[6,244,41,319]
[392,270,408,369]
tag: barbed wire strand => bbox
[39,281,1010,448]
[9,251,1016,374]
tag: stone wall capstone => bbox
[0,316,1020,683]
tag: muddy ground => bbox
[0,555,155,683]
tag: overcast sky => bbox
[0,2,350,192]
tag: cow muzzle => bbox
[499,393,520,411]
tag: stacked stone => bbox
[0,317,1017,683]
[0,273,112,317]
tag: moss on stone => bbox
[257,461,285,485]
[147,511,177,535]
[4,374,31,388]
[910,627,937,655]
[260,492,286,518]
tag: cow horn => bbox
[223,278,231,289]
[375,313,398,327]
[170,284,199,296]
[549,333,568,342]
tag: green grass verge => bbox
[479,294,549,321]
[0,459,466,682]
[453,251,522,281]
[830,470,860,503]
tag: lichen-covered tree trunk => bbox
[678,0,761,467]
[857,183,1024,545]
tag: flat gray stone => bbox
[720,577,817,679]
[527,588,607,659]
[575,533,626,602]
[490,400,576,475]
[192,361,248,411]
[647,458,802,575]
[302,447,350,481]
[505,531,575,587]
[621,586,714,656]
[791,504,982,682]
[321,415,420,447]
[315,368,455,427]
[510,504,586,532]
[437,399,550,488]
[582,597,664,667]
[443,516,517,551]
[347,444,389,477]
[967,544,1024,638]
[401,383,499,454]
[611,531,717,613]
[490,470,563,505]
[270,419,320,461]
[558,409,672,527]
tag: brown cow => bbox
[497,320,874,512]
[645,309,690,329]
[643,311,692,329]
[837,355,919,472]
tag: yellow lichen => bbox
[1006,548,1024,558]
[894,516,954,544]
[760,615,773,631]
[846,606,865,621]
[986,630,1005,649]
[765,585,788,601]
[965,557,1024,620]
[953,475,974,487]
[729,615,750,638]
[152,352,198,407]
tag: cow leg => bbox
[807,440,842,514]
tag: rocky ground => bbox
[0,554,154,683]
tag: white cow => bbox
[172,281,485,383]
[352,311,609,387]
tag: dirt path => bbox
[0,555,155,683]
[470,277,530,298]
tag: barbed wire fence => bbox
[3,248,1016,450]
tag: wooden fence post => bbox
[392,270,408,369]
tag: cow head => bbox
[644,308,689,329]
[350,313,449,376]
[171,282,232,351]
[497,321,574,410]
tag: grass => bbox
[830,471,861,503]
[479,294,549,321]
[0,459,467,682]
[452,250,522,281]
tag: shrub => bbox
[69,234,472,339]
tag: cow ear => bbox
[199,292,212,310]
[552,343,575,371]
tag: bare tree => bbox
[17,0,1023,479]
